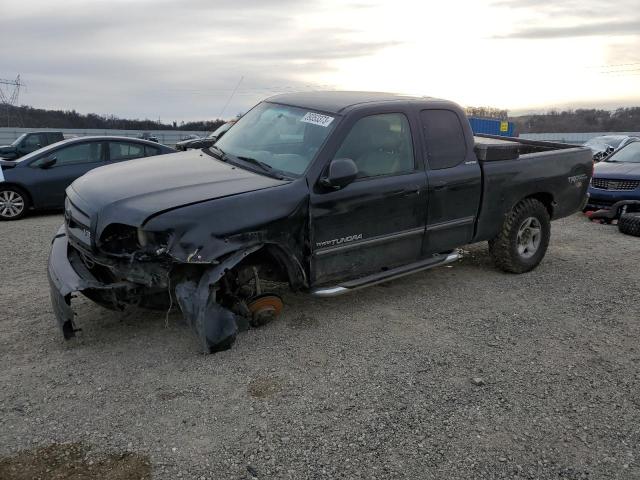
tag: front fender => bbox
[143,179,310,273]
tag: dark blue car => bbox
[0,136,175,220]
[587,140,640,210]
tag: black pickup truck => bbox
[0,131,64,160]
[48,92,593,353]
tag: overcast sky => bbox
[1,0,639,121]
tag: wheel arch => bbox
[522,192,554,218]
[232,243,308,291]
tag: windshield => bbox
[207,122,232,139]
[11,140,64,163]
[10,134,27,146]
[585,136,625,149]
[214,102,337,176]
[605,141,640,163]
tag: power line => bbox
[585,62,640,69]
[598,67,640,73]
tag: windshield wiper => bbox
[237,156,273,172]
[235,156,289,179]
[208,145,228,161]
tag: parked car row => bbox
[584,135,639,162]
[0,131,65,160]
[174,121,235,151]
[587,140,640,210]
[0,137,175,220]
[0,122,243,220]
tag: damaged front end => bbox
[48,220,295,353]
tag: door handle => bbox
[391,186,420,197]
[391,186,421,197]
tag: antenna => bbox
[0,75,25,127]
[218,76,244,119]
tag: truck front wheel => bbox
[488,198,550,273]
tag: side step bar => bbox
[311,251,460,297]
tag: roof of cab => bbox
[266,91,439,114]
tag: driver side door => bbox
[28,141,106,208]
[309,111,427,286]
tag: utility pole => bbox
[0,75,25,127]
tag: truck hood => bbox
[67,149,288,232]
[594,161,640,179]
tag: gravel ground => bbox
[0,212,639,479]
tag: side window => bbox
[109,142,145,161]
[333,113,414,178]
[144,145,160,157]
[23,134,43,149]
[52,142,103,166]
[421,109,467,170]
[47,133,62,144]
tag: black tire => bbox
[0,186,30,221]
[488,198,551,273]
[618,212,640,237]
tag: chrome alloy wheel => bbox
[0,190,25,219]
[516,216,541,259]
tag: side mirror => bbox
[319,158,358,190]
[39,157,57,169]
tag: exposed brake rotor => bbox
[247,294,284,327]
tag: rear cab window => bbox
[47,132,64,144]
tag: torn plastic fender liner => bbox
[47,225,133,339]
[174,245,261,353]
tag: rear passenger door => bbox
[420,109,482,253]
[310,111,427,285]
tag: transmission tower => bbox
[0,75,25,127]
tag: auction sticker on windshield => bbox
[301,112,334,127]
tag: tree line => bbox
[1,104,225,132]
[3,103,639,134]
[510,107,640,133]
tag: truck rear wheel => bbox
[618,212,640,237]
[489,198,550,273]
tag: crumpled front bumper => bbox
[47,225,133,339]
[48,225,266,353]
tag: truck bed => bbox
[474,134,582,161]
[472,135,593,242]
